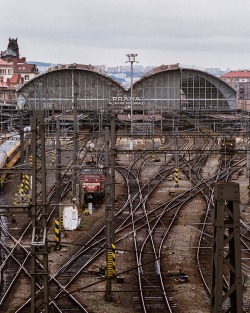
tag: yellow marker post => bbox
[175,168,179,187]
[107,243,116,277]
[29,155,33,167]
[54,219,61,249]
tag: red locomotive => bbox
[80,168,105,203]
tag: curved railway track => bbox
[0,130,249,312]
[0,134,95,312]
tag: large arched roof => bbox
[130,65,236,111]
[17,64,126,111]
[17,63,236,111]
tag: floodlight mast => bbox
[69,63,78,198]
[126,54,138,150]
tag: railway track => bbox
[0,130,249,312]
[0,134,96,311]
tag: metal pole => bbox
[126,54,138,150]
[110,112,116,245]
[105,126,112,302]
[56,118,61,204]
[70,64,78,198]
[31,110,49,312]
[73,87,78,196]
[19,112,24,181]
[189,168,192,197]
[247,150,250,203]
[211,183,243,313]
[175,123,179,187]
[130,60,133,140]
[51,102,55,149]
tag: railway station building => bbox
[17,63,237,131]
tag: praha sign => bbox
[110,97,144,106]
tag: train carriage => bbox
[0,134,21,187]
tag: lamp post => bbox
[69,63,78,198]
[126,54,138,150]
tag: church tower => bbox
[1,37,20,59]
[7,38,19,58]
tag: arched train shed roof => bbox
[17,63,236,111]
[17,63,126,111]
[130,64,236,111]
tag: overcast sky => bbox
[1,0,250,70]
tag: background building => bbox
[220,71,250,109]
[0,38,39,102]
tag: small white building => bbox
[62,205,81,230]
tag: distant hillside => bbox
[109,75,125,84]
[28,61,57,73]
[28,61,56,67]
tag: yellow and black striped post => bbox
[152,154,154,162]
[175,168,179,187]
[107,243,116,277]
[24,175,30,194]
[29,155,33,167]
[51,150,55,164]
[54,219,61,249]
[18,174,28,200]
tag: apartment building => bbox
[220,71,250,109]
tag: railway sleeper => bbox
[136,285,160,289]
[133,295,177,308]
[142,304,169,309]
[132,296,164,300]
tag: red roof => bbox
[9,73,22,85]
[0,58,13,66]
[220,71,250,78]
[14,63,37,73]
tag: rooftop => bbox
[220,71,250,78]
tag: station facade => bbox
[17,63,236,113]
